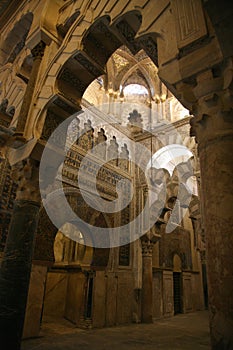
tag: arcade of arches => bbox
[0,1,232,350]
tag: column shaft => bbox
[189,67,233,349]
[0,158,40,349]
[141,241,153,323]
[0,200,40,350]
[198,134,233,349]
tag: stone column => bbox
[190,65,233,349]
[141,237,154,323]
[0,158,41,350]
[15,41,46,137]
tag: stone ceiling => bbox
[107,45,160,96]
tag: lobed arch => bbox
[167,249,189,270]
[1,1,218,144]
[33,187,112,269]
[33,8,163,140]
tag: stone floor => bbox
[22,311,210,350]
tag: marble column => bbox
[0,158,40,350]
[141,238,154,323]
[190,66,233,349]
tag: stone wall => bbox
[92,270,135,327]
[42,270,68,320]
[23,264,47,339]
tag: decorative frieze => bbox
[62,146,131,201]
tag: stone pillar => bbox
[15,41,46,137]
[190,66,233,349]
[141,238,154,323]
[0,158,40,350]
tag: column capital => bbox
[31,41,46,60]
[11,158,40,203]
[176,58,233,147]
[141,238,154,257]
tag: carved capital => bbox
[177,60,233,147]
[140,227,159,257]
[190,91,233,146]
[141,239,154,257]
[11,158,41,203]
[31,41,46,60]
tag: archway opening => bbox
[36,8,203,336]
[53,225,86,266]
